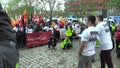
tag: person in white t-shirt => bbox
[13,24,19,34]
[59,27,66,40]
[78,15,98,68]
[43,26,50,31]
[26,25,33,33]
[26,27,33,33]
[74,24,81,37]
[95,15,113,68]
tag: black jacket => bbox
[0,8,16,42]
[0,4,19,68]
[48,37,57,45]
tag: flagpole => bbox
[22,14,26,47]
[22,0,27,47]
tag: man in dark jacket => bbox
[0,4,19,68]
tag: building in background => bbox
[65,0,107,17]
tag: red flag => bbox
[34,11,37,19]
[23,9,27,25]
[37,14,43,24]
[19,9,27,28]
[38,14,42,19]
[23,9,27,19]
[19,15,23,28]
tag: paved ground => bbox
[19,40,120,68]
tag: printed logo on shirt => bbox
[89,31,98,42]
[103,24,110,33]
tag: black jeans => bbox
[48,43,56,49]
[68,36,73,48]
[116,40,120,58]
[100,50,113,68]
[63,44,71,50]
[116,40,120,52]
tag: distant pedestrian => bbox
[48,35,57,49]
[96,15,114,68]
[115,25,120,58]
[26,25,33,33]
[78,15,98,68]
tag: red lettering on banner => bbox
[26,31,51,48]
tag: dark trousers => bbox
[116,40,120,52]
[48,44,56,49]
[68,36,73,48]
[116,40,120,58]
[111,37,114,50]
[100,50,113,68]
[63,44,71,50]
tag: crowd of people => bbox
[11,13,120,68]
[12,17,83,49]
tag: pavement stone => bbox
[19,40,120,68]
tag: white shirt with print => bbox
[81,27,98,56]
[74,24,81,34]
[96,21,113,50]
[26,28,33,33]
[59,28,66,39]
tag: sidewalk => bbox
[19,40,120,68]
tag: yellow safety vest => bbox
[66,28,73,37]
[118,44,120,48]
[16,62,18,68]
[60,39,71,48]
[112,25,116,31]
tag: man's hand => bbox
[78,50,81,56]
[78,41,87,56]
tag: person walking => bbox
[78,15,98,68]
[95,15,114,68]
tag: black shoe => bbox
[48,48,51,50]
[92,58,96,63]
[117,55,120,58]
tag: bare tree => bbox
[40,0,62,23]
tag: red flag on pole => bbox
[23,9,27,24]
[34,11,37,20]
[37,14,43,24]
[19,15,23,28]
[19,9,27,28]
[23,9,27,20]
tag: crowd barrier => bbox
[26,31,51,48]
